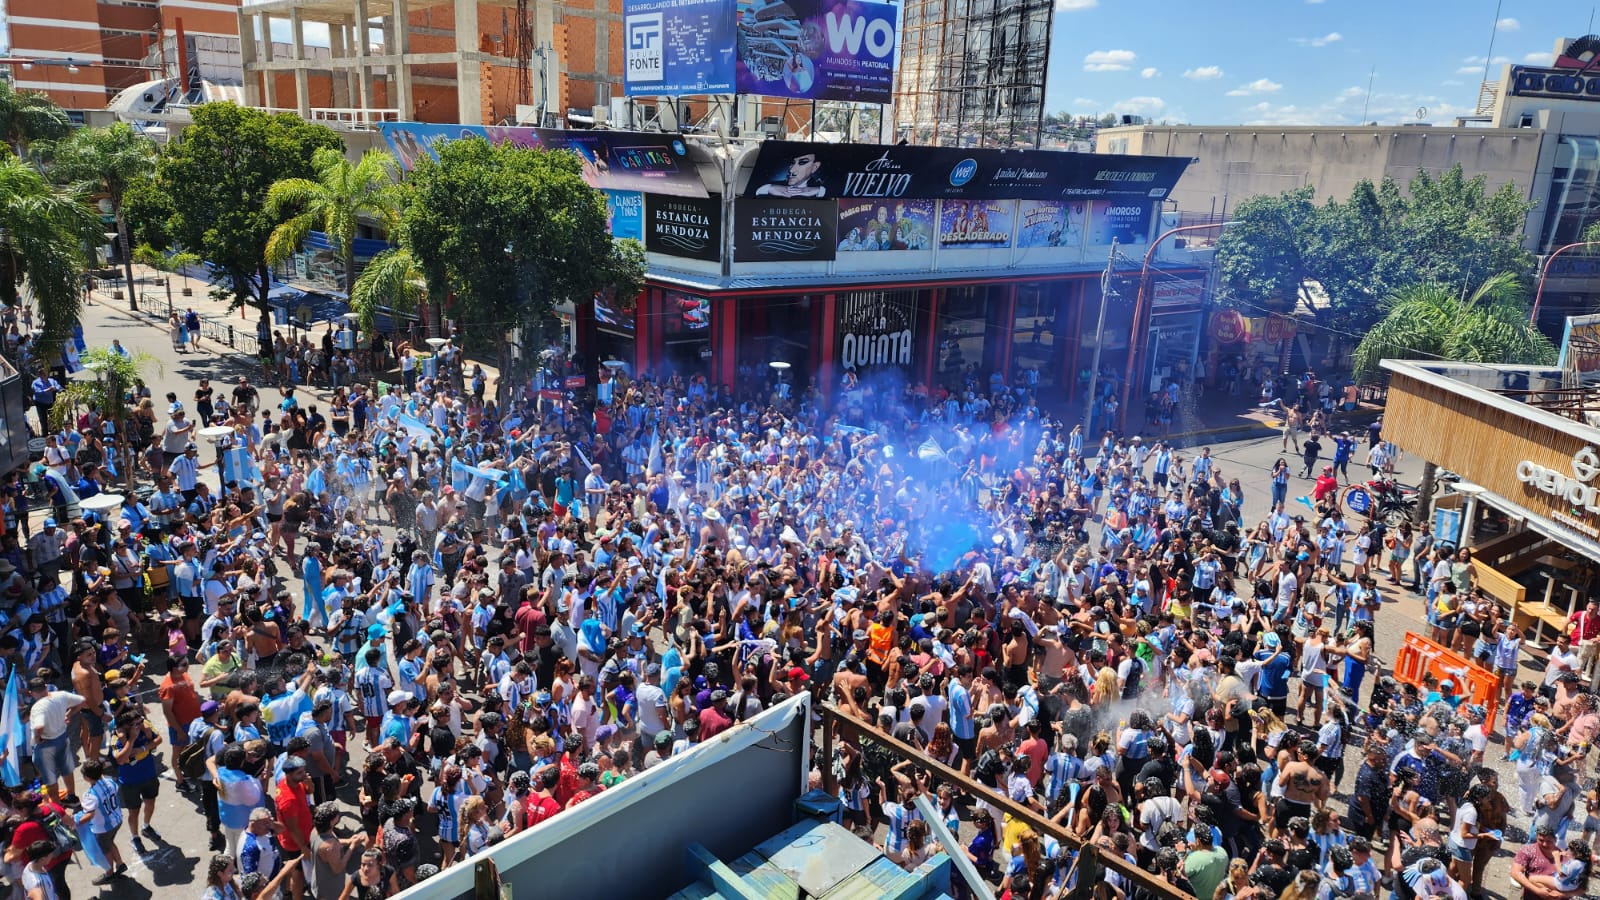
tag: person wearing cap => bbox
[109,708,164,847]
[698,689,734,740]
[25,516,65,589]
[274,755,315,898]
[635,662,669,751]
[188,700,230,851]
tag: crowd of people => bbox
[0,321,1590,900]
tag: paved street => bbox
[50,292,1533,898]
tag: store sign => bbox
[646,194,722,261]
[838,291,914,371]
[743,141,1190,201]
[1516,447,1600,512]
[1152,278,1204,309]
[1510,65,1600,101]
[379,124,709,198]
[735,0,900,103]
[622,0,737,97]
[937,200,1014,248]
[732,199,836,261]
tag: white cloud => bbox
[1140,67,1160,79]
[1457,55,1510,75]
[1084,49,1136,72]
[1525,51,1555,65]
[1110,96,1165,115]
[1441,79,1464,86]
[1293,32,1342,47]
[1183,66,1224,80]
[1305,0,1324,3]
[1071,97,1100,109]
[1226,78,1284,96]
[1340,86,1364,98]
[1497,17,1520,31]
[1055,0,1097,9]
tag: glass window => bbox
[1540,135,1600,251]
[1009,281,1063,391]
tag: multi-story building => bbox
[1092,34,1600,334]
[4,0,241,118]
[235,0,623,127]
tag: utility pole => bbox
[1082,237,1117,441]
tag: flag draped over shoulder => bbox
[0,671,23,787]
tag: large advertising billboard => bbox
[1087,200,1155,246]
[732,199,836,261]
[605,190,645,242]
[742,141,1189,201]
[622,0,737,96]
[937,200,1015,248]
[1015,200,1087,249]
[835,199,934,251]
[735,0,899,103]
[378,123,710,198]
[646,194,723,261]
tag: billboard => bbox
[646,194,722,261]
[742,141,1189,201]
[378,123,710,198]
[622,0,737,96]
[937,200,1015,248]
[735,0,899,103]
[605,190,645,242]
[836,199,933,251]
[663,291,712,332]
[732,199,836,261]
[837,290,915,372]
[1015,200,1087,249]
[1087,200,1154,246]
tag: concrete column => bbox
[258,14,277,108]
[290,7,310,116]
[391,0,413,119]
[454,0,481,125]
[353,0,373,114]
[328,22,349,107]
[238,10,261,107]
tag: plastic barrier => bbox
[1392,631,1501,727]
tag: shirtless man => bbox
[831,659,871,719]
[1275,739,1330,832]
[975,702,1015,759]
[70,642,109,763]
[973,666,1007,713]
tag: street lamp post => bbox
[1117,221,1237,431]
[1529,241,1600,325]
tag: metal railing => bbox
[817,705,1195,900]
[139,292,260,357]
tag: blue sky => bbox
[1046,0,1589,125]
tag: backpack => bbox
[178,727,215,779]
[1121,657,1144,700]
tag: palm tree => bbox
[0,154,102,350]
[52,346,161,490]
[350,241,426,337]
[0,83,69,158]
[1354,272,1556,520]
[133,244,202,316]
[43,124,157,311]
[264,147,400,296]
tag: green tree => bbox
[0,154,102,349]
[42,123,157,311]
[1216,165,1537,335]
[264,147,400,296]
[349,237,426,336]
[51,346,161,489]
[1353,273,1555,518]
[152,103,343,334]
[0,83,69,157]
[403,137,636,355]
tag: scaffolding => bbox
[893,0,1052,148]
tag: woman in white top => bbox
[1295,628,1330,728]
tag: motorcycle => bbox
[1342,477,1418,526]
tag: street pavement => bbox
[52,293,1532,898]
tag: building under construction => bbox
[232,0,622,127]
[893,0,1054,149]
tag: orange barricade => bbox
[1392,632,1500,726]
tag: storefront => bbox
[614,138,1199,401]
[1382,359,1600,637]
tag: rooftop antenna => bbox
[1481,0,1503,85]
[1360,66,1375,123]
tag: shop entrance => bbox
[738,297,813,397]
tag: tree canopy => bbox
[402,137,637,352]
[0,154,102,350]
[151,103,343,320]
[43,122,158,307]
[265,147,401,295]
[1351,272,1556,377]
[1215,165,1535,335]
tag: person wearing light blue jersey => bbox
[301,544,327,629]
[259,666,315,747]
[946,666,976,761]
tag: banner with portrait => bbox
[835,199,934,252]
[937,200,1015,248]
